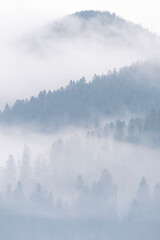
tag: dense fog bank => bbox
[0,129,160,219]
[1,213,160,240]
[0,133,160,238]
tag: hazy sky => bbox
[0,0,160,35]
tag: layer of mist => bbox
[1,128,160,213]
[0,11,160,108]
[0,129,160,239]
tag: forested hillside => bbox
[1,61,160,130]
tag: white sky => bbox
[0,0,160,36]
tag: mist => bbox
[0,125,160,239]
[1,12,160,109]
[0,126,160,215]
[1,9,160,239]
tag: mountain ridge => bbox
[1,60,160,130]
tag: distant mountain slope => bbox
[1,61,160,130]
[48,10,159,51]
[30,10,160,56]
[42,11,160,45]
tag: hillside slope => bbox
[1,61,160,130]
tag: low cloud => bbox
[0,12,160,109]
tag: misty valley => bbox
[1,10,160,240]
[1,132,160,239]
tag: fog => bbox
[0,125,160,238]
[1,9,160,239]
[0,12,160,109]
[0,126,160,216]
